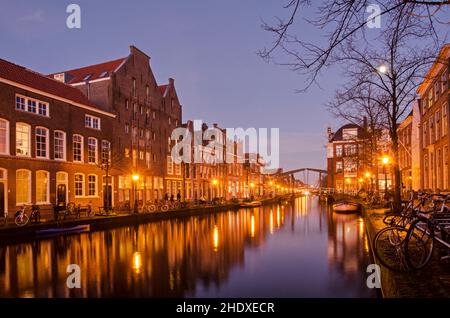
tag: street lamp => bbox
[212,178,218,199]
[378,64,388,74]
[132,174,140,213]
[381,156,390,194]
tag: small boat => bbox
[332,201,361,213]
[36,224,90,236]
[240,201,262,207]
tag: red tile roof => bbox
[0,58,102,109]
[48,57,126,84]
[159,84,168,95]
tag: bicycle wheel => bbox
[405,218,434,270]
[161,204,169,212]
[373,226,411,272]
[15,214,29,227]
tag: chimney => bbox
[327,127,333,142]
[169,78,174,86]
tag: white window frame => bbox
[167,155,173,175]
[85,114,101,130]
[36,170,50,204]
[87,137,98,164]
[0,118,10,155]
[16,122,31,157]
[15,94,50,117]
[16,169,31,205]
[54,130,66,161]
[73,134,84,163]
[88,174,98,197]
[101,140,111,165]
[35,126,49,159]
[74,173,85,197]
[56,171,69,204]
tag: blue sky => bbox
[0,0,347,174]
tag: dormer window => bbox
[99,71,108,78]
[83,74,92,81]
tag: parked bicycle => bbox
[144,200,169,213]
[14,205,29,226]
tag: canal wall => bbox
[362,206,450,298]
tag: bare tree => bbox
[259,0,449,90]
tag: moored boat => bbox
[240,201,262,207]
[332,201,361,213]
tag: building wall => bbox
[0,81,114,218]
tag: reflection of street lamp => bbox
[365,172,372,191]
[381,156,390,193]
[250,182,255,198]
[345,178,351,194]
[212,178,218,198]
[132,174,140,213]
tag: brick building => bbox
[50,46,182,207]
[326,124,368,192]
[417,44,450,191]
[398,112,413,192]
[0,58,115,217]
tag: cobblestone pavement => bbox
[365,208,450,298]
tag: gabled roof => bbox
[330,124,366,142]
[0,58,106,111]
[48,57,126,84]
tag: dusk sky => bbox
[0,1,349,174]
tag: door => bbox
[0,183,4,217]
[103,185,112,208]
[57,184,67,205]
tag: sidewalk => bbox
[364,207,450,298]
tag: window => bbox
[87,137,98,164]
[428,89,434,108]
[54,131,66,160]
[139,128,144,138]
[342,128,358,140]
[101,140,111,165]
[169,117,171,125]
[0,119,9,155]
[99,71,108,78]
[85,115,101,130]
[436,111,441,140]
[167,155,173,174]
[125,99,129,110]
[335,145,343,157]
[27,99,36,113]
[443,103,448,136]
[16,123,31,157]
[35,127,49,158]
[152,132,156,140]
[16,169,31,204]
[146,85,150,103]
[132,78,136,97]
[124,148,130,158]
[15,95,25,111]
[152,111,156,119]
[336,161,343,173]
[139,151,144,160]
[38,102,48,116]
[88,175,97,196]
[435,81,440,101]
[74,174,85,197]
[125,123,130,134]
[36,171,49,203]
[15,95,49,117]
[140,105,144,115]
[146,152,150,168]
[442,71,448,92]
[73,135,83,162]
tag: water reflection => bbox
[0,197,375,298]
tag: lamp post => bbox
[132,174,140,213]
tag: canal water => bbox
[0,197,376,298]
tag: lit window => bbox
[88,175,97,196]
[54,131,66,160]
[0,119,9,155]
[87,137,98,164]
[16,123,31,157]
[36,127,49,158]
[15,95,49,117]
[74,174,85,197]
[73,135,83,162]
[16,169,31,205]
[167,155,173,175]
[139,150,144,160]
[36,170,49,203]
[124,148,130,158]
